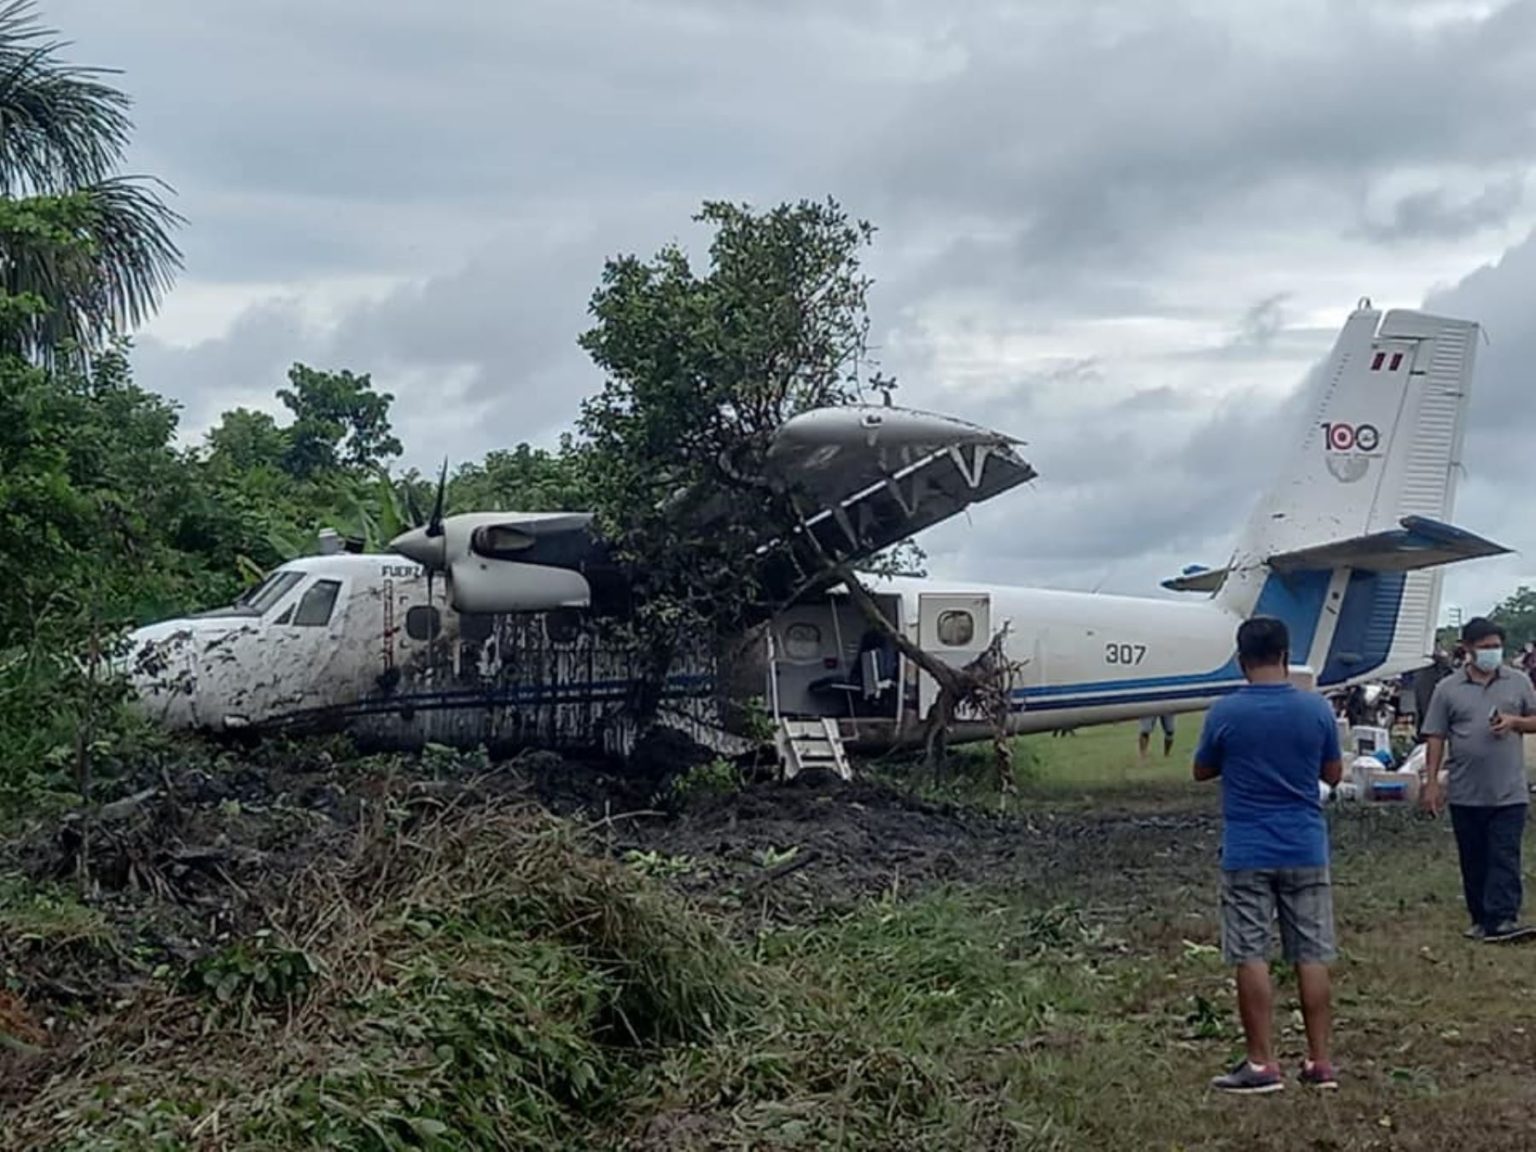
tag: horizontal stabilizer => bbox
[1267,516,1511,575]
[1161,565,1230,594]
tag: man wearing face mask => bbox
[1421,617,1536,943]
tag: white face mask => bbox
[1474,647,1504,673]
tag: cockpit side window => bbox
[192,570,306,619]
[291,579,342,627]
[241,570,306,614]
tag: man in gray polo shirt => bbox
[1421,616,1536,943]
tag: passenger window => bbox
[782,622,822,662]
[406,605,440,641]
[292,580,341,627]
[936,610,974,647]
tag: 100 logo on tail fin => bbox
[1320,422,1380,483]
[1320,422,1380,452]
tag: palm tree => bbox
[0,0,182,363]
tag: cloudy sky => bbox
[48,0,1536,618]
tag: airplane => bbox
[119,300,1510,761]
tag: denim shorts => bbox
[1220,867,1336,965]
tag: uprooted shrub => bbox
[7,793,751,1150]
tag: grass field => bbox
[908,709,1214,810]
[855,717,1536,1149]
[1018,711,1208,790]
[7,723,1536,1150]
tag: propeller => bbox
[427,457,448,538]
[424,457,448,612]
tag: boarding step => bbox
[774,717,853,782]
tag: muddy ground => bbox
[602,773,1218,925]
[0,738,1218,1047]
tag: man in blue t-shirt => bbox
[1193,616,1343,1095]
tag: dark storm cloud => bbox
[863,1,1536,244]
[1233,294,1289,350]
[36,0,1536,596]
[921,363,1318,590]
[51,0,1536,290]
[1425,225,1536,491]
[132,302,309,435]
[1358,177,1527,244]
[47,0,891,280]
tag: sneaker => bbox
[1210,1060,1284,1094]
[1481,921,1536,944]
[1464,924,1486,940]
[1299,1059,1339,1090]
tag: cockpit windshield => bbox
[192,570,306,619]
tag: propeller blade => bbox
[426,457,448,538]
[403,482,425,530]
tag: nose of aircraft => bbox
[114,621,177,681]
[391,526,446,570]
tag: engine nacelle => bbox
[393,511,628,615]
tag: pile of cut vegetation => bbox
[1,743,740,1147]
[0,740,1033,1150]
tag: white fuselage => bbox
[119,303,1496,759]
[116,555,1255,750]
[940,582,1244,731]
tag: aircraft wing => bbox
[750,405,1036,604]
[392,403,1036,617]
[1266,516,1511,574]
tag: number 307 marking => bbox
[1105,643,1146,665]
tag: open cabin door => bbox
[916,592,991,716]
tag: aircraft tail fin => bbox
[1212,301,1489,683]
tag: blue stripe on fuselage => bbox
[1011,568,1334,708]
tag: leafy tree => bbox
[277,363,402,479]
[0,0,181,363]
[572,197,1002,770]
[1488,587,1536,651]
[575,198,880,715]
[0,344,230,804]
[448,438,588,513]
[204,407,288,475]
[0,342,220,637]
[0,3,189,805]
